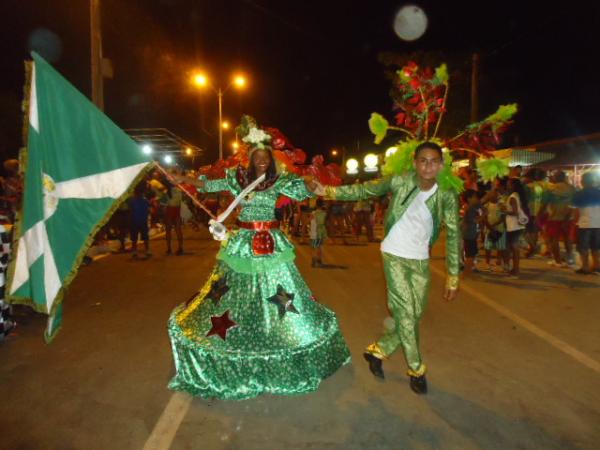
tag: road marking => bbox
[430,264,600,375]
[143,392,193,450]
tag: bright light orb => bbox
[164,155,173,164]
[385,146,398,158]
[393,5,428,42]
[193,73,208,87]
[364,153,379,172]
[185,147,192,156]
[233,75,246,88]
[221,121,230,130]
[346,158,359,175]
[142,144,153,155]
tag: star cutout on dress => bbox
[206,277,230,305]
[268,284,300,318]
[206,310,238,340]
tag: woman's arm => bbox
[279,175,315,201]
[173,174,231,193]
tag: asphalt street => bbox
[1,226,599,450]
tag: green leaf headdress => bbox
[236,115,272,151]
[381,138,464,193]
[476,157,510,182]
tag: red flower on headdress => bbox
[264,127,293,150]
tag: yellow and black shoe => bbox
[409,375,427,394]
[363,352,384,379]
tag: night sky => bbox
[1,1,599,165]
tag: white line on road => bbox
[142,392,193,450]
[430,265,600,375]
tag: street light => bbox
[191,70,247,161]
[164,154,173,165]
[331,149,339,157]
[364,153,379,172]
[233,75,246,88]
[142,144,153,155]
[221,121,230,130]
[346,158,359,175]
[192,73,208,87]
[185,147,192,156]
[232,141,240,151]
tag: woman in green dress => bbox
[167,123,350,400]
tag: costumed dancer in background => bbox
[167,117,350,400]
[318,142,460,394]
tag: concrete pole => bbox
[470,52,480,166]
[470,52,480,124]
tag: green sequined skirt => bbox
[167,260,351,400]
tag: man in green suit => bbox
[323,142,460,394]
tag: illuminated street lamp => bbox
[346,158,359,175]
[164,154,173,165]
[192,73,208,87]
[364,153,379,172]
[142,144,153,155]
[221,121,230,130]
[191,70,247,161]
[331,149,339,157]
[231,141,240,151]
[185,147,193,156]
[234,75,246,88]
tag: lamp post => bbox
[192,72,246,161]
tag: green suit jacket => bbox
[326,173,460,289]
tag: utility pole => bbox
[218,88,223,160]
[470,52,479,123]
[469,52,480,166]
[90,0,104,110]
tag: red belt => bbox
[237,221,280,230]
[237,221,279,255]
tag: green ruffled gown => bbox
[167,168,351,400]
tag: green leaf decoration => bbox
[235,114,257,140]
[437,166,464,193]
[476,157,510,182]
[382,139,420,175]
[485,104,518,124]
[368,113,389,144]
[434,63,449,85]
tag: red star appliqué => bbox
[206,310,238,340]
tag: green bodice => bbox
[200,168,313,273]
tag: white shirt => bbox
[505,192,526,232]
[578,206,600,228]
[381,184,437,260]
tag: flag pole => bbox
[153,163,217,220]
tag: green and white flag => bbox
[7,52,152,341]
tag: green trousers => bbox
[368,252,431,376]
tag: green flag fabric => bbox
[7,52,151,341]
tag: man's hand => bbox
[443,287,458,302]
